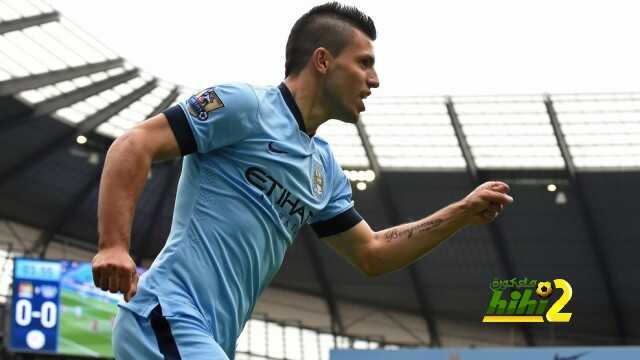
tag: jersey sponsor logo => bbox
[245,166,314,232]
[267,142,288,154]
[312,161,325,198]
[187,87,225,120]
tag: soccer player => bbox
[92,2,514,359]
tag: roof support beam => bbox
[446,97,534,346]
[77,78,157,134]
[0,79,155,187]
[1,69,140,133]
[355,121,440,347]
[0,58,123,96]
[33,69,140,116]
[545,96,627,343]
[0,12,59,35]
[149,86,180,117]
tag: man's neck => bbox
[283,76,330,136]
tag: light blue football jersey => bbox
[119,83,362,358]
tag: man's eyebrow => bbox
[361,55,375,66]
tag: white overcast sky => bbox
[48,0,640,96]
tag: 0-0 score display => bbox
[9,258,62,353]
[14,298,58,328]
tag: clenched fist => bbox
[92,246,138,302]
[462,181,514,225]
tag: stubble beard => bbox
[329,93,359,124]
[324,74,359,124]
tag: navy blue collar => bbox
[278,82,307,134]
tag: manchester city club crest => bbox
[312,161,325,198]
[187,87,224,120]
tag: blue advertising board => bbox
[332,347,640,360]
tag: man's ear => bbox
[311,47,333,75]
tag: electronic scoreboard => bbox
[8,257,142,357]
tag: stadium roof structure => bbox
[1,0,640,349]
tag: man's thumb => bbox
[124,272,138,302]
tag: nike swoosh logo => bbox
[268,142,288,154]
[554,352,589,360]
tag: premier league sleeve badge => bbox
[187,87,225,120]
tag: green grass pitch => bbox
[58,289,117,358]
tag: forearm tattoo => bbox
[384,218,443,242]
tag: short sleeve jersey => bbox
[119,83,362,358]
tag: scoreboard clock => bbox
[9,258,62,353]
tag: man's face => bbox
[324,28,380,123]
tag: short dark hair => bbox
[284,2,376,77]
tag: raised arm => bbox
[92,113,182,300]
[324,181,514,277]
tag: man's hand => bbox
[92,246,138,302]
[462,181,514,225]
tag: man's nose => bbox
[368,70,380,89]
